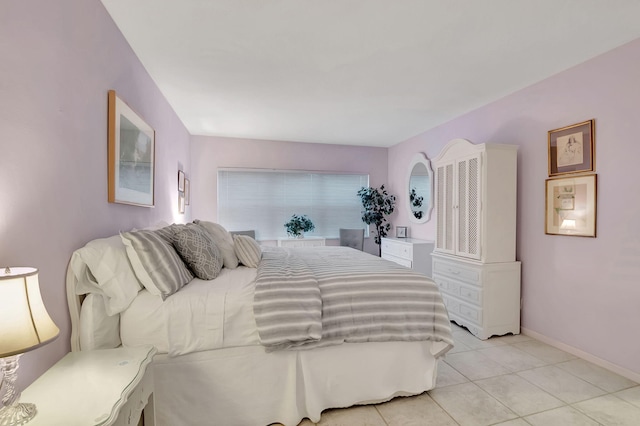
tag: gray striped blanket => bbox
[254,246,454,354]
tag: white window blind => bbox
[218,169,369,240]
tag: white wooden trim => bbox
[521,327,640,384]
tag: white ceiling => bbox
[101,1,640,147]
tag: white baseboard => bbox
[521,327,640,384]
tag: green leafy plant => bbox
[284,214,315,237]
[357,185,396,256]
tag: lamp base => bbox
[0,402,36,426]
[1,355,36,426]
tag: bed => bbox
[66,221,453,426]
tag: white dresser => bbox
[432,255,521,339]
[381,237,434,277]
[432,138,521,339]
[277,236,326,248]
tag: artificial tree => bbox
[357,185,396,256]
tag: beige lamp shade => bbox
[0,267,60,358]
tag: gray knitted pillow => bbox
[173,224,223,280]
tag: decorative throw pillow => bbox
[194,220,239,269]
[233,234,262,268]
[121,228,194,300]
[173,224,223,280]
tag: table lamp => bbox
[0,267,59,425]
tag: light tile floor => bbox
[291,323,640,426]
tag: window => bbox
[218,169,369,240]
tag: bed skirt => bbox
[151,340,439,426]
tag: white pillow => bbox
[233,234,262,268]
[194,220,239,269]
[79,294,121,350]
[70,235,142,316]
[121,228,194,300]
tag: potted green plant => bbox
[284,214,315,238]
[357,185,396,256]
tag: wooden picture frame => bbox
[108,90,155,207]
[545,174,597,237]
[178,170,185,192]
[548,119,595,177]
[185,179,190,205]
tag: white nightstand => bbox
[21,345,156,426]
[277,236,325,248]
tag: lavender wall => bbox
[389,39,640,378]
[190,136,388,254]
[0,0,191,388]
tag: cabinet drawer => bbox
[434,275,481,306]
[459,303,481,323]
[382,253,412,268]
[442,294,483,325]
[434,276,459,297]
[433,259,480,283]
[458,284,480,304]
[381,240,413,260]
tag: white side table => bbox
[277,236,326,248]
[21,345,156,426]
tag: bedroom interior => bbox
[2,0,640,425]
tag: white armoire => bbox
[432,138,521,339]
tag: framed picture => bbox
[548,119,595,177]
[545,174,596,237]
[185,179,190,205]
[396,226,408,238]
[178,170,185,192]
[108,90,155,207]
[178,192,185,214]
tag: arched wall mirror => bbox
[406,153,434,224]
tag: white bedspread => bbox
[121,266,259,356]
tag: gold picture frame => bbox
[185,179,190,205]
[108,90,155,207]
[178,170,185,192]
[548,119,595,177]
[178,192,185,214]
[545,174,597,237]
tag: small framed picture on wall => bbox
[545,174,596,237]
[548,119,595,177]
[178,192,185,214]
[396,226,408,238]
[178,170,185,192]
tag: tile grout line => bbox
[443,327,640,425]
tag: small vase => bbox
[296,234,304,239]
